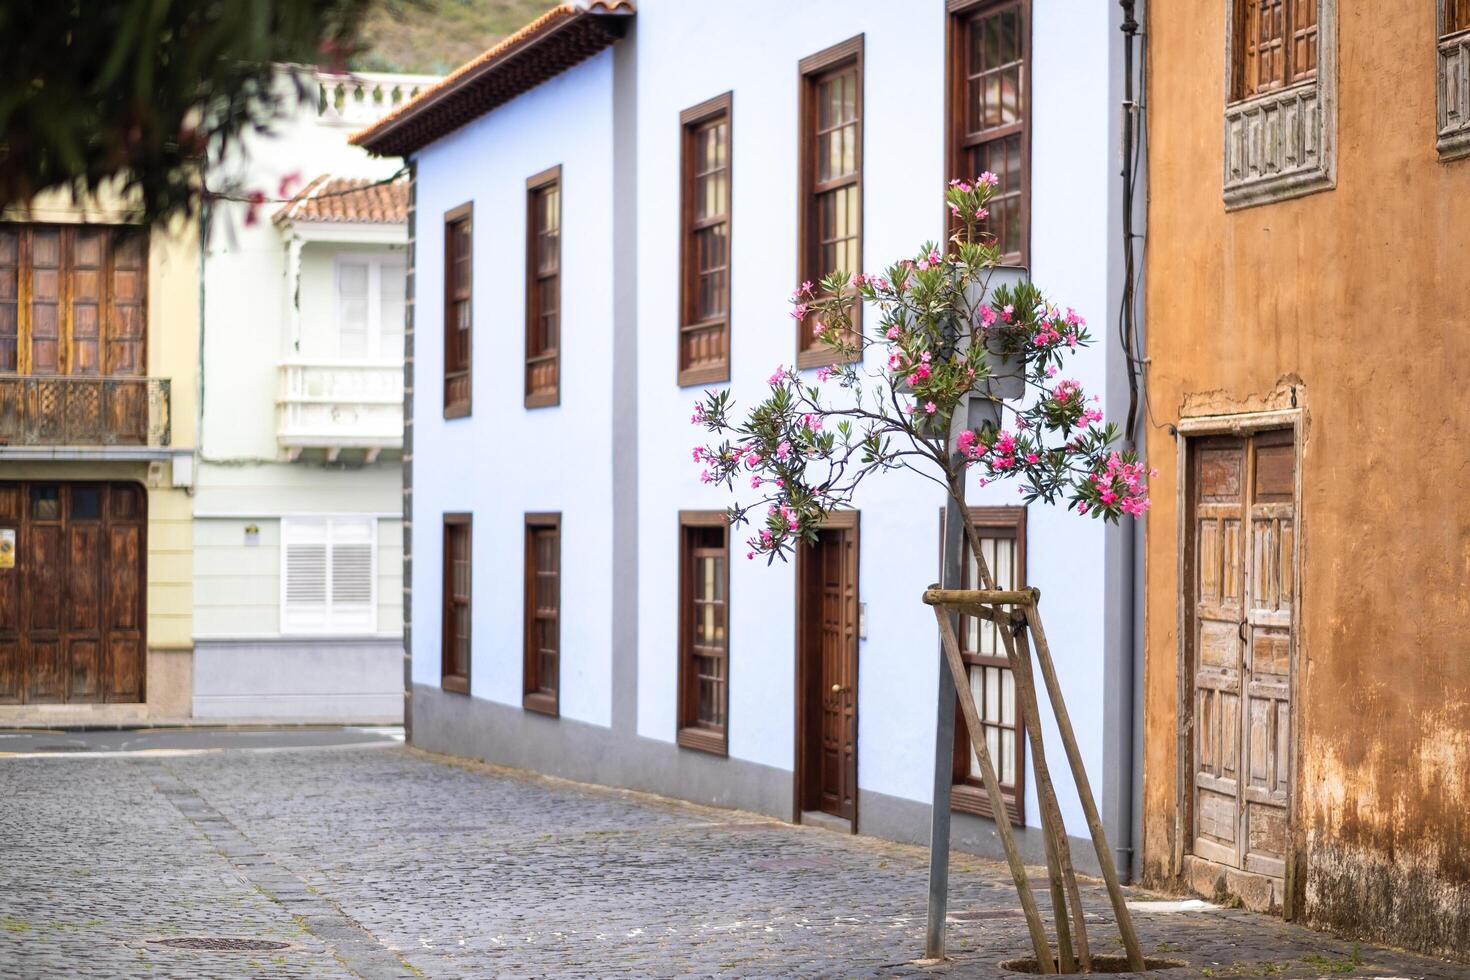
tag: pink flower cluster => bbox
[1087,452,1152,517]
[1032,306,1083,348]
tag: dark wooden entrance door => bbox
[1187,431,1296,879]
[0,482,146,704]
[798,516,858,823]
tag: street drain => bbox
[149,937,291,953]
[1000,954,1186,974]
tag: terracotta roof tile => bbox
[351,1,634,157]
[274,174,409,226]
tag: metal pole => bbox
[924,491,966,959]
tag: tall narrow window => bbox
[525,167,561,408]
[797,36,863,369]
[677,513,729,754]
[949,1,1029,264]
[336,254,406,361]
[443,203,472,418]
[523,514,560,715]
[1233,0,1317,101]
[678,93,733,387]
[951,507,1026,824]
[281,516,378,634]
[441,514,471,694]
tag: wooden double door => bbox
[0,482,146,704]
[797,516,859,824]
[1187,430,1296,879]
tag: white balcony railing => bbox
[315,70,441,128]
[277,360,403,461]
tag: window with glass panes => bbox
[441,515,471,694]
[798,37,863,369]
[952,507,1026,823]
[679,93,732,386]
[678,514,729,754]
[523,515,560,715]
[1233,0,1318,101]
[335,254,405,361]
[525,168,561,408]
[951,2,1028,265]
[443,204,472,417]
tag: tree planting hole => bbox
[149,937,291,953]
[1000,954,1186,974]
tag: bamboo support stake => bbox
[1022,598,1146,972]
[934,605,1056,973]
[948,516,1089,972]
[996,613,1091,972]
[924,587,1035,607]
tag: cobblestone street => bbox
[0,738,1462,979]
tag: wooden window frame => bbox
[441,513,471,694]
[946,506,1026,824]
[442,202,473,419]
[945,0,1031,266]
[1438,0,1470,160]
[796,35,864,371]
[1229,0,1318,104]
[523,512,561,716]
[279,515,379,636]
[525,166,562,409]
[0,223,149,377]
[676,511,730,755]
[677,92,734,388]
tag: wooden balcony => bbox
[277,360,403,462]
[0,376,171,448]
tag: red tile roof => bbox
[274,174,409,226]
[350,1,634,157]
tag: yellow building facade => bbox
[0,186,198,724]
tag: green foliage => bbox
[351,0,559,75]
[0,0,373,224]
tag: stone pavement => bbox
[0,741,1463,979]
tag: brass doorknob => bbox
[831,684,843,693]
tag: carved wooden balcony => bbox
[0,375,171,448]
[277,360,403,462]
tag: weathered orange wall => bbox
[1142,0,1470,958]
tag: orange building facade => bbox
[1140,0,1470,959]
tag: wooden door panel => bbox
[0,640,18,702]
[27,640,64,700]
[107,636,141,702]
[1189,430,1296,878]
[26,523,63,630]
[28,229,62,374]
[68,638,101,699]
[66,522,101,631]
[107,524,142,630]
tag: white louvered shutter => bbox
[281,517,377,633]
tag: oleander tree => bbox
[691,173,1152,572]
[689,173,1155,972]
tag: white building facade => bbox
[359,0,1144,875]
[192,69,436,721]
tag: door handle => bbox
[831,684,843,693]
[1239,621,1248,643]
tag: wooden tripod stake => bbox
[925,585,1145,973]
